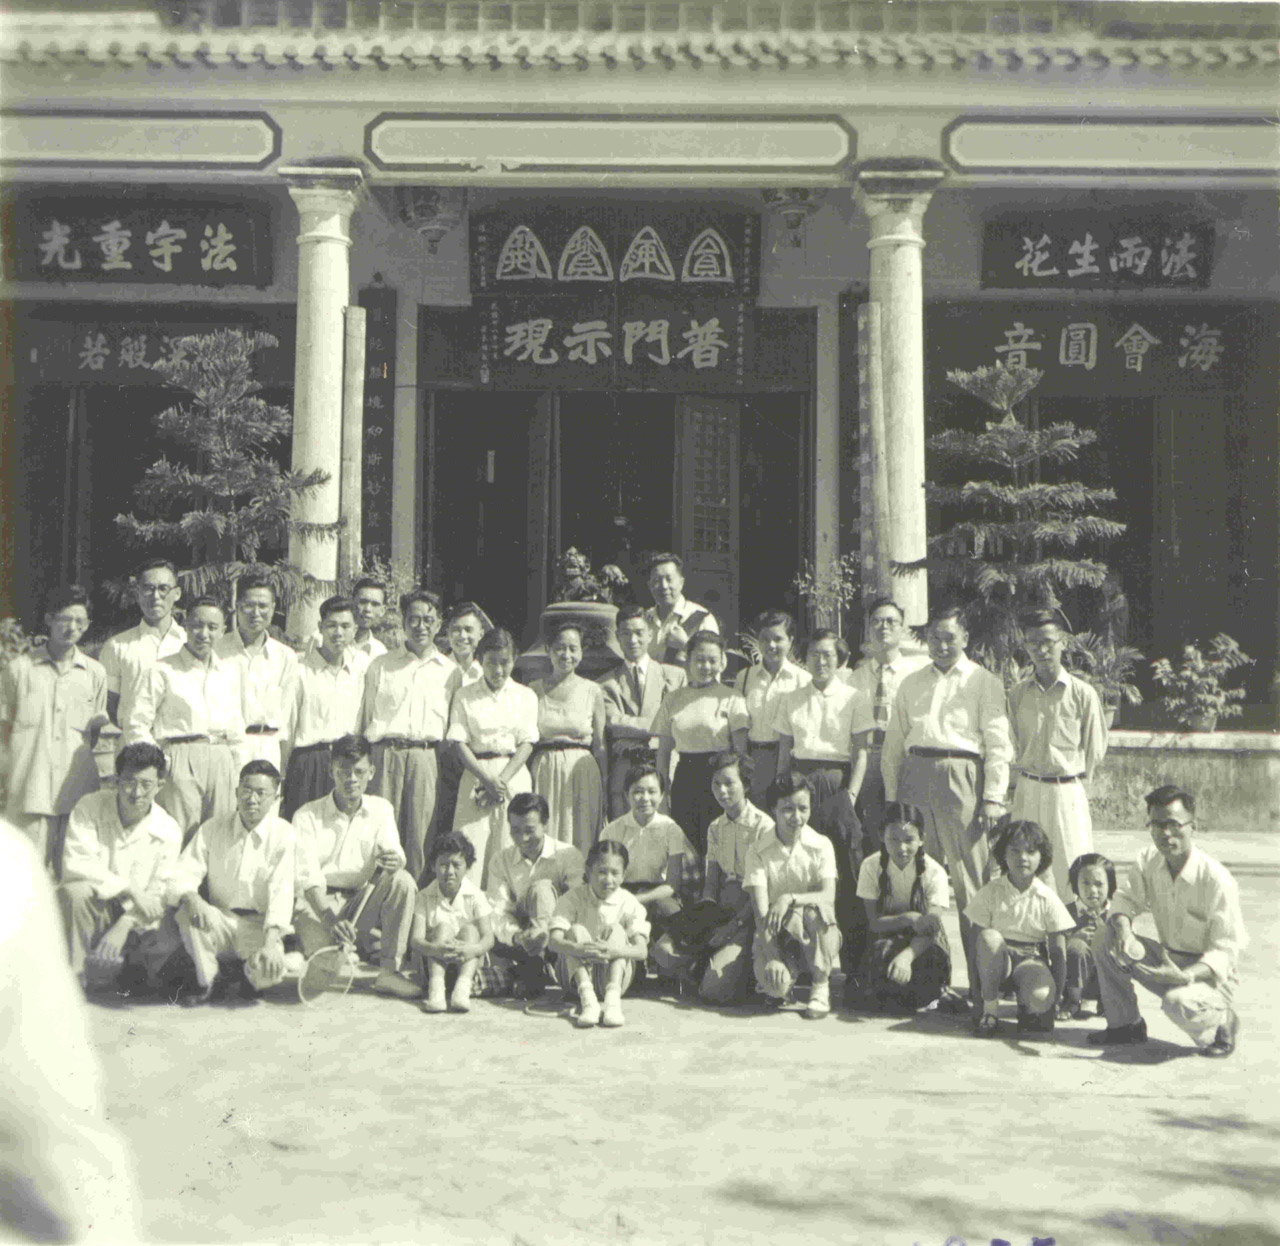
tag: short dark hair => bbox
[319,595,357,622]
[687,630,726,659]
[646,552,684,576]
[1146,784,1195,816]
[614,603,649,628]
[865,596,905,624]
[235,572,276,602]
[330,734,372,764]
[507,791,549,823]
[400,588,443,615]
[43,583,90,618]
[1068,852,1118,898]
[185,595,228,621]
[929,604,968,631]
[447,601,490,629]
[881,801,926,834]
[587,838,629,871]
[1022,609,1063,632]
[766,771,813,810]
[711,750,753,785]
[431,831,477,869]
[475,627,516,661]
[134,558,178,581]
[116,742,167,779]
[805,628,850,665]
[753,609,794,637]
[351,577,387,601]
[993,819,1054,877]
[546,619,583,646]
[623,761,666,795]
[239,759,281,786]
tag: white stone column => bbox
[854,162,945,630]
[280,166,364,638]
[813,295,842,631]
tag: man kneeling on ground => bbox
[170,760,294,1005]
[477,791,584,998]
[58,743,183,992]
[1090,783,1247,1057]
[292,733,419,999]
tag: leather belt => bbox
[473,751,513,760]
[748,739,780,750]
[375,736,438,750]
[910,746,981,763]
[245,724,278,735]
[231,907,261,918]
[533,740,589,752]
[1021,771,1084,785]
[855,729,886,748]
[162,733,234,746]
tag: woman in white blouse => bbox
[446,628,538,886]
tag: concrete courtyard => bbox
[88,826,1279,1246]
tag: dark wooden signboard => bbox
[359,285,397,559]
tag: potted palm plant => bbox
[1151,634,1253,732]
[1064,632,1144,728]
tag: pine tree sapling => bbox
[895,362,1126,670]
[116,329,337,611]
[1152,634,1253,730]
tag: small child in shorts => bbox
[1058,851,1116,1020]
[410,832,495,1014]
[548,839,650,1029]
[854,801,952,1014]
[965,819,1075,1037]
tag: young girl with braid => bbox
[854,802,953,1013]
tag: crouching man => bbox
[58,743,183,991]
[170,760,294,1005]
[477,792,584,998]
[292,734,419,999]
[1090,784,1247,1057]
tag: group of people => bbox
[0,551,1246,1050]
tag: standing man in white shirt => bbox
[882,605,1014,1003]
[1090,784,1246,1056]
[98,558,187,728]
[597,604,686,818]
[216,572,298,773]
[282,595,370,818]
[842,596,929,854]
[58,741,183,990]
[1008,611,1108,900]
[643,553,719,667]
[431,601,489,850]
[124,596,246,838]
[360,589,455,881]
[169,759,294,1004]
[305,576,389,661]
[292,734,420,998]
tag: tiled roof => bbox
[2,1,1277,70]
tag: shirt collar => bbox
[931,654,975,679]
[232,628,273,656]
[327,792,366,821]
[1030,667,1070,692]
[400,646,450,667]
[139,617,182,641]
[33,643,87,670]
[176,646,223,671]
[312,645,359,672]
[235,813,270,845]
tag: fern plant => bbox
[895,362,1126,670]
[115,329,337,612]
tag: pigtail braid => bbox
[910,845,928,915]
[876,847,892,916]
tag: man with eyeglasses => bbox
[57,742,182,991]
[1090,784,1247,1056]
[98,559,187,728]
[359,590,456,880]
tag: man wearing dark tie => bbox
[597,605,686,818]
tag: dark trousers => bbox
[862,932,951,1012]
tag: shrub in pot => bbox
[1151,634,1253,731]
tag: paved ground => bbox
[88,828,1280,1246]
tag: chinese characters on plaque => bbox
[927,303,1250,399]
[7,198,273,287]
[982,213,1214,291]
[358,286,397,559]
[470,208,757,391]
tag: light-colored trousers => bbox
[175,904,284,990]
[753,902,842,999]
[57,881,169,978]
[158,741,242,840]
[8,812,71,879]
[369,742,439,884]
[555,923,637,998]
[293,869,417,972]
[452,759,532,888]
[1092,925,1234,1047]
[1010,775,1093,901]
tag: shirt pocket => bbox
[1179,909,1209,948]
[373,680,407,723]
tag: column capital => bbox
[853,160,947,245]
[281,164,365,216]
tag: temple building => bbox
[1,0,1277,719]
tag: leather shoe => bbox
[1087,1019,1148,1046]
[1201,1010,1239,1058]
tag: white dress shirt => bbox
[361,647,458,743]
[1008,668,1107,779]
[643,598,719,663]
[842,650,931,736]
[735,660,811,743]
[215,630,298,733]
[292,792,404,893]
[123,647,245,746]
[1110,845,1248,987]
[170,811,295,931]
[61,790,183,927]
[446,679,539,755]
[706,802,775,883]
[743,826,838,906]
[486,837,585,944]
[881,655,1014,804]
[287,646,370,749]
[99,618,187,725]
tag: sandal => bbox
[973,1012,1001,1037]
